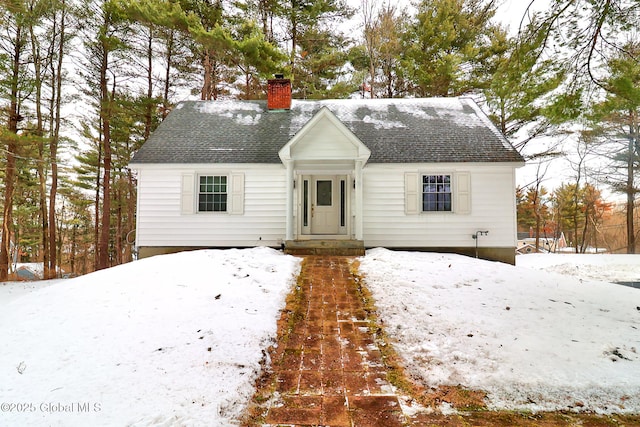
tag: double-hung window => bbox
[422,174,452,212]
[198,175,227,212]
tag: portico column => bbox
[355,160,364,240]
[285,161,295,241]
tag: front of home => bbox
[130,78,524,264]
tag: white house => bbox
[130,77,525,264]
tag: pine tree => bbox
[588,42,640,253]
[517,185,551,251]
[402,0,500,97]
[482,18,578,152]
[533,0,639,96]
[0,0,29,280]
[273,0,353,98]
[225,18,286,99]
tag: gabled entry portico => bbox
[278,107,371,243]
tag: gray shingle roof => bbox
[130,97,524,164]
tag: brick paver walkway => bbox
[260,256,408,426]
[247,256,640,427]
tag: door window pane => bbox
[303,180,309,227]
[340,180,346,227]
[316,180,332,206]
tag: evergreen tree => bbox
[551,183,609,253]
[532,0,639,97]
[517,185,551,251]
[77,0,131,270]
[402,0,500,97]
[0,0,29,280]
[482,18,578,152]
[273,0,353,97]
[225,18,286,99]
[588,42,640,253]
[295,26,355,98]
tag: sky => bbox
[346,0,549,34]
[1,248,638,425]
[343,0,565,193]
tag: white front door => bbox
[311,176,339,234]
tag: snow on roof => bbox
[197,102,263,125]
[362,114,405,129]
[130,97,525,165]
[234,113,261,125]
[196,100,262,114]
[289,100,317,132]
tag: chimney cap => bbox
[274,73,285,79]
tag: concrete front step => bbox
[284,239,365,256]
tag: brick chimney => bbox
[267,74,291,110]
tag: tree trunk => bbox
[29,17,51,279]
[115,183,123,265]
[0,26,24,281]
[533,188,540,251]
[97,37,112,270]
[70,224,77,274]
[49,1,66,277]
[162,29,174,118]
[580,205,590,253]
[144,26,153,140]
[202,50,212,100]
[125,170,135,261]
[627,131,636,254]
[94,141,102,271]
[0,141,17,281]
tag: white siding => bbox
[135,162,519,250]
[292,119,358,160]
[362,164,518,248]
[135,164,286,247]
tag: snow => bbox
[1,248,638,425]
[234,113,261,125]
[289,100,318,131]
[359,249,640,414]
[0,248,300,427]
[196,101,262,115]
[0,279,60,303]
[517,253,639,283]
[462,98,516,150]
[362,114,406,129]
[196,101,262,125]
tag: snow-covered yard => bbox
[0,248,638,426]
[0,248,301,427]
[360,249,640,414]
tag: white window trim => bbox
[404,171,471,215]
[421,173,453,213]
[181,172,244,215]
[197,174,229,213]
